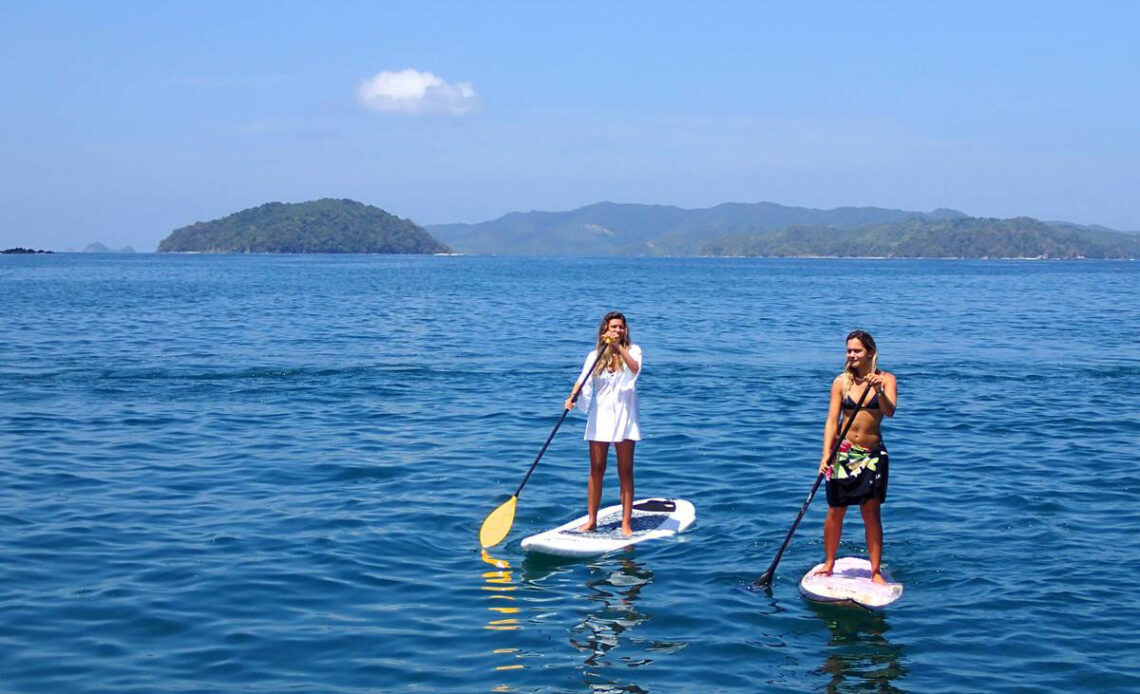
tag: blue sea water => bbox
[1,253,1138,693]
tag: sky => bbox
[2,1,1138,251]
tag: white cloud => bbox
[356,69,478,116]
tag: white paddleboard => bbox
[799,556,903,610]
[521,498,695,558]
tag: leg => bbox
[579,441,610,531]
[860,499,886,584]
[818,506,847,575]
[615,440,636,536]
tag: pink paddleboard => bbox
[799,556,903,609]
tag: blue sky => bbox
[2,1,1137,250]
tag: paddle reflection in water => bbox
[480,549,525,684]
[807,601,908,693]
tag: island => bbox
[2,248,53,254]
[157,199,451,254]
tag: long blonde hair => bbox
[842,329,879,392]
[594,311,631,375]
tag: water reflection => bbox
[572,559,652,668]
[571,558,686,694]
[509,554,690,693]
[807,601,907,693]
[480,549,524,685]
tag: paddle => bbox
[754,381,874,588]
[479,341,612,548]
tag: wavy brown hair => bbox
[594,311,630,375]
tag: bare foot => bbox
[871,571,888,585]
[620,524,633,537]
[577,521,596,533]
[814,563,834,577]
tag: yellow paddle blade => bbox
[480,496,518,548]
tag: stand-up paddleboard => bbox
[521,498,695,558]
[799,557,903,610]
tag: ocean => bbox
[1,253,1137,693]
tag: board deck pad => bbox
[521,498,695,558]
[799,556,903,609]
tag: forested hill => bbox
[427,201,1138,258]
[157,199,451,254]
[701,216,1140,259]
[427,201,969,256]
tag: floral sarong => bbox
[825,440,889,507]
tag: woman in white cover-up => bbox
[564,311,642,536]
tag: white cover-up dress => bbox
[574,344,642,443]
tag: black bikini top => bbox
[843,391,880,411]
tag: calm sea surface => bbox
[1,254,1137,693]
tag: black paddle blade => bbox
[753,571,774,588]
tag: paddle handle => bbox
[756,381,874,586]
[513,342,611,498]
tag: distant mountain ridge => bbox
[703,217,1140,259]
[84,242,136,253]
[427,201,970,256]
[427,201,1138,258]
[158,199,450,254]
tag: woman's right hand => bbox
[818,453,832,475]
[564,390,578,410]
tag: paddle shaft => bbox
[756,381,874,586]
[513,342,611,498]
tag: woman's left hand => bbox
[866,373,886,391]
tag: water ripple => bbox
[1,255,1138,693]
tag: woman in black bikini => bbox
[816,330,897,585]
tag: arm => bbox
[616,344,642,393]
[870,371,897,417]
[819,377,843,473]
[614,342,640,374]
[564,350,597,411]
